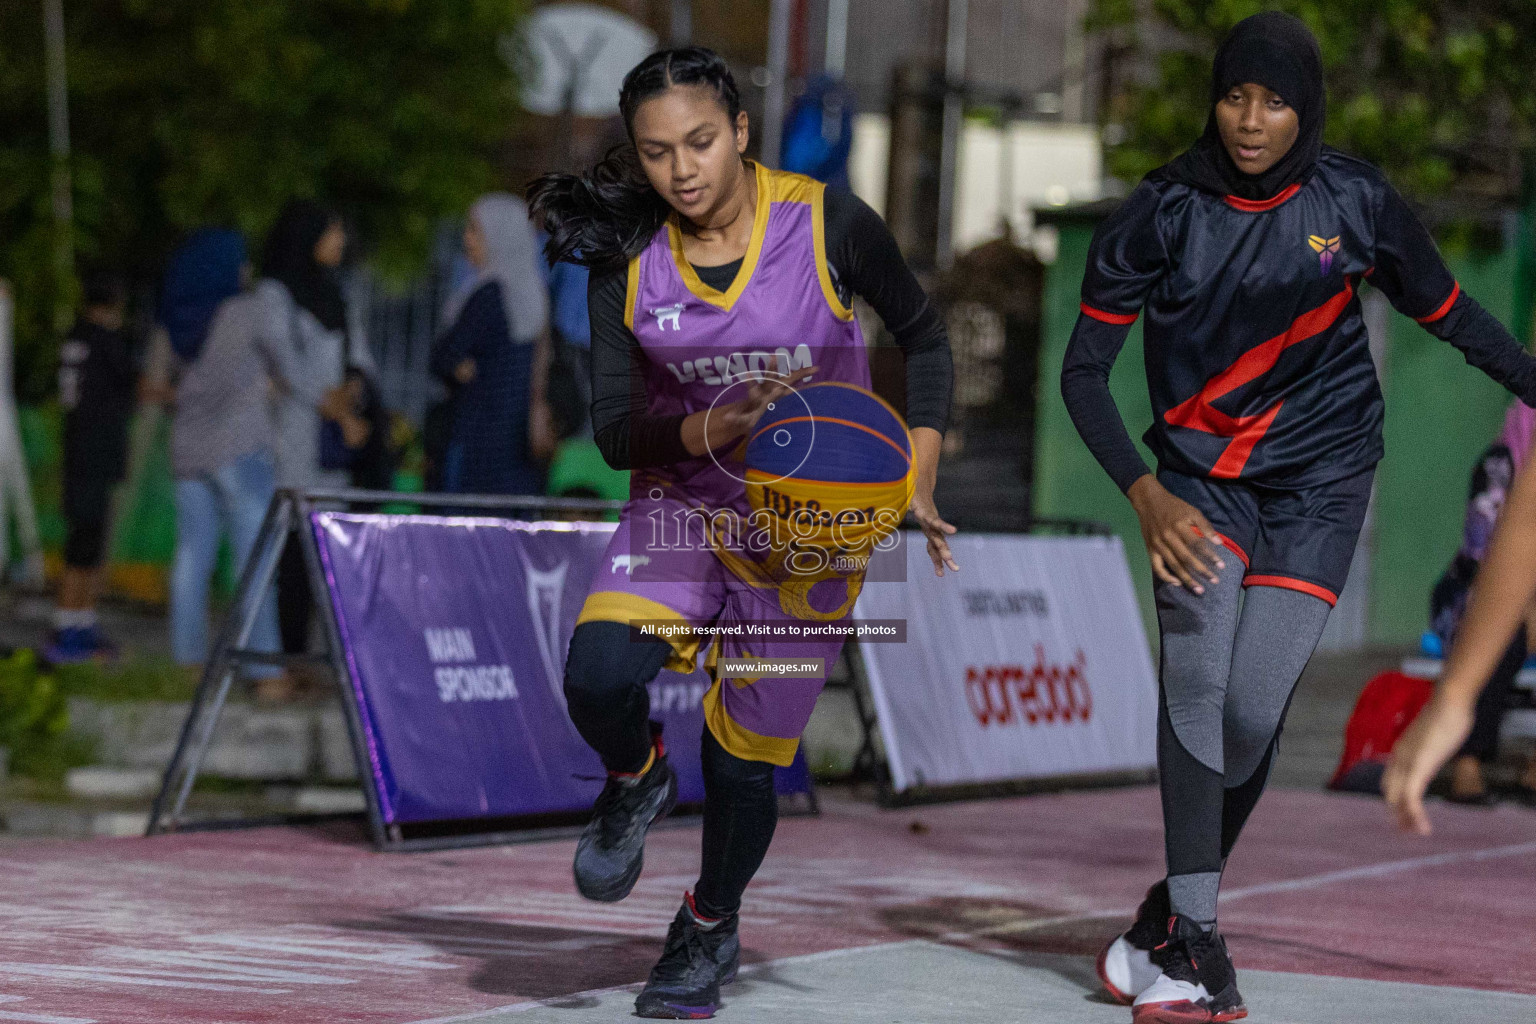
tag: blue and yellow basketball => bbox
[743,382,915,555]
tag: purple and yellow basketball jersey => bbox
[622,161,872,513]
[573,164,882,765]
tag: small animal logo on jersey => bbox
[650,303,685,331]
[1308,234,1341,276]
[612,554,651,576]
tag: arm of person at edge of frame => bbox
[1383,443,1536,835]
[675,370,958,577]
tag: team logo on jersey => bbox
[1307,234,1340,276]
[612,554,651,576]
[650,303,685,331]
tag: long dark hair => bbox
[261,199,348,333]
[528,47,743,270]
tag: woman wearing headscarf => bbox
[257,200,377,658]
[165,229,287,697]
[1062,13,1536,1022]
[430,192,553,496]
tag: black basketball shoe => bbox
[634,894,741,1019]
[1132,914,1247,1023]
[1097,879,1170,1003]
[572,740,678,903]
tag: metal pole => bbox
[42,0,74,333]
[1061,5,1086,123]
[761,0,794,167]
[824,0,849,77]
[935,0,967,271]
[670,0,692,46]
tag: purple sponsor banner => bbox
[312,512,810,825]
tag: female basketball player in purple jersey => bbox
[528,47,954,1019]
[1065,14,1536,1023]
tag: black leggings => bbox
[564,620,779,919]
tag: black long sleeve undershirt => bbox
[1059,314,1151,494]
[1059,289,1536,496]
[587,187,952,470]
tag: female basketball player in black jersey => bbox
[1063,13,1536,1023]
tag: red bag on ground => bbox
[1328,670,1435,793]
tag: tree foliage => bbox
[0,0,528,398]
[1089,0,1536,206]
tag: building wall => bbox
[837,0,1095,118]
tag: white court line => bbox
[1217,838,1536,903]
[405,837,1536,1021]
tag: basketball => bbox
[743,381,915,556]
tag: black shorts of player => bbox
[62,475,115,570]
[1157,465,1374,606]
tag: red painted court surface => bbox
[4,786,1535,1023]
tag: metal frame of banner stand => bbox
[834,516,1142,809]
[145,490,1122,844]
[146,487,628,852]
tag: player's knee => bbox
[563,621,668,709]
[1225,699,1281,746]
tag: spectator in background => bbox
[431,193,553,495]
[48,271,138,663]
[542,246,592,437]
[257,201,375,659]
[164,229,290,698]
[1426,400,1536,804]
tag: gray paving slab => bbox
[430,939,1536,1024]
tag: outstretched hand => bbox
[1381,695,1475,836]
[910,491,958,576]
[713,365,819,439]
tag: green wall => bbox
[1034,210,1530,646]
[1033,213,1161,635]
[1370,247,1521,644]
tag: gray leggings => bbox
[1156,569,1332,925]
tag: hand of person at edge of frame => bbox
[1127,475,1225,594]
[529,398,558,462]
[910,489,959,577]
[717,365,819,438]
[339,413,371,450]
[1381,693,1475,836]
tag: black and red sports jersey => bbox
[1061,148,1536,492]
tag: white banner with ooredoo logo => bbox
[853,533,1157,792]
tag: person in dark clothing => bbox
[49,271,138,662]
[1066,14,1536,1023]
[260,201,374,660]
[430,192,553,497]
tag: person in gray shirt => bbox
[166,224,366,701]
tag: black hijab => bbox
[1156,12,1325,201]
[261,200,348,333]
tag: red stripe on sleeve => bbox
[1414,282,1461,324]
[1079,302,1139,325]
